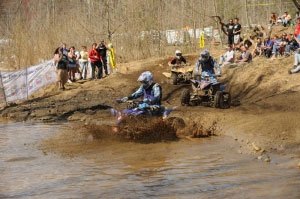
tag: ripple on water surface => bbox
[0,122,300,199]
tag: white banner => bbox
[0,59,95,104]
[1,69,27,102]
[27,60,56,96]
[0,72,6,105]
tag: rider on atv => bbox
[120,71,164,116]
[168,50,187,66]
[194,49,217,81]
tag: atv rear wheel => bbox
[181,89,190,106]
[214,91,224,108]
[171,73,178,85]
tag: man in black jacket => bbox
[97,40,109,76]
[226,19,234,47]
[233,18,242,46]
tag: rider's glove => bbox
[138,102,149,109]
[143,98,150,103]
[121,97,128,103]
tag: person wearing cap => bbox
[236,45,252,64]
[168,50,187,66]
[194,49,216,80]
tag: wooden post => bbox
[245,0,251,28]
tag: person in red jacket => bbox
[294,17,300,43]
[89,43,103,79]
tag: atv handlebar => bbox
[116,98,124,103]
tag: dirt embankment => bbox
[1,51,300,166]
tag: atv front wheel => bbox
[222,92,231,109]
[171,73,178,85]
[181,89,190,106]
[214,91,224,108]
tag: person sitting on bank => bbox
[252,37,264,58]
[236,45,252,65]
[278,11,292,27]
[216,45,235,76]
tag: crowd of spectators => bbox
[53,41,116,90]
[217,12,300,76]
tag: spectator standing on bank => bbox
[233,18,242,47]
[294,17,300,42]
[225,19,234,47]
[60,43,69,56]
[79,46,89,80]
[97,40,109,77]
[68,46,77,82]
[89,43,103,79]
[107,43,116,73]
[54,47,68,90]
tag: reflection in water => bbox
[0,122,300,199]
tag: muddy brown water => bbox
[0,122,300,199]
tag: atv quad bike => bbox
[112,99,174,123]
[170,64,193,85]
[109,100,178,142]
[180,79,231,108]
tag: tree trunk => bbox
[213,0,223,47]
[245,0,251,28]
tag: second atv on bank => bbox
[180,75,231,109]
[170,63,194,85]
[164,50,193,85]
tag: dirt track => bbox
[1,51,300,167]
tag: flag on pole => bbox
[199,32,205,48]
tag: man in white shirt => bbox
[216,45,235,76]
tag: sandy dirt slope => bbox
[0,51,300,166]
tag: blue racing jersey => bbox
[128,83,162,105]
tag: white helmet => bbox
[175,50,182,59]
